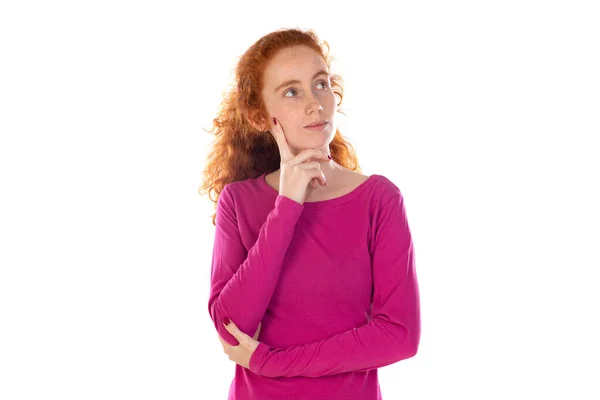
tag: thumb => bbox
[253,322,262,340]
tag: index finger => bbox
[270,117,293,162]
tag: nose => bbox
[306,95,323,114]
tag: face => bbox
[260,45,337,155]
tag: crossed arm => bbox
[209,186,420,378]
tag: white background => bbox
[1,1,599,399]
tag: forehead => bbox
[264,45,327,85]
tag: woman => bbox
[200,28,420,400]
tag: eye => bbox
[316,80,329,89]
[283,88,298,97]
[283,80,329,98]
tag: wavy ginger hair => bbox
[198,28,361,226]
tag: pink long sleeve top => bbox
[207,171,420,400]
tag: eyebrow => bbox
[274,69,330,93]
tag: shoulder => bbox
[366,173,404,204]
[336,168,404,206]
[220,175,264,206]
[365,174,413,251]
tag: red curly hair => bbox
[198,28,361,226]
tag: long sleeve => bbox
[248,192,421,378]
[207,185,304,346]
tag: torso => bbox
[264,168,371,203]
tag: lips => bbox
[305,120,327,128]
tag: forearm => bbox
[250,313,420,378]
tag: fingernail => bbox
[223,317,230,326]
[327,155,332,160]
[272,117,277,126]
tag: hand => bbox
[270,117,330,205]
[217,319,262,370]
[271,116,326,191]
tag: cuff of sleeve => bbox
[248,341,271,375]
[274,195,304,221]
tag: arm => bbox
[208,185,304,346]
[248,193,421,378]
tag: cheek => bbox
[271,102,297,118]
[274,104,303,123]
[318,91,336,111]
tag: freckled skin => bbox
[252,44,369,200]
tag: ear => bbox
[247,110,268,133]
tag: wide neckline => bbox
[256,171,381,209]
